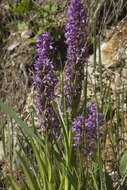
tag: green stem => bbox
[65,177,69,190]
[48,182,53,190]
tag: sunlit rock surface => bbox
[87,16,127,93]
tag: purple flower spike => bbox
[64,0,87,116]
[34,32,59,131]
[72,104,104,156]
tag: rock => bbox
[0,141,4,161]
[87,16,127,94]
[8,42,20,51]
[21,29,32,39]
[121,68,127,79]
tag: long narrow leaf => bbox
[91,171,99,190]
[17,135,42,189]
[1,113,6,156]
[16,151,40,190]
[52,99,69,159]
[0,100,44,146]
[8,176,21,190]
[30,138,48,190]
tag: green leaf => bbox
[16,151,40,190]
[0,100,44,147]
[52,99,69,159]
[17,22,27,30]
[45,142,52,183]
[50,1,58,13]
[8,176,21,190]
[6,115,13,175]
[119,150,127,177]
[17,135,42,189]
[1,114,6,156]
[58,176,65,190]
[30,138,48,189]
[27,36,37,44]
[105,172,113,190]
[13,5,25,15]
[64,167,78,188]
[91,171,99,190]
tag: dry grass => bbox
[85,0,127,35]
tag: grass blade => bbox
[16,151,40,190]
[0,100,44,147]
[8,176,21,190]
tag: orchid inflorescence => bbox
[34,0,104,156]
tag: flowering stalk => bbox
[72,104,104,156]
[34,32,59,131]
[64,0,87,118]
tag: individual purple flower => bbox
[34,32,59,131]
[64,0,87,116]
[30,162,39,177]
[72,114,84,147]
[72,104,104,156]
